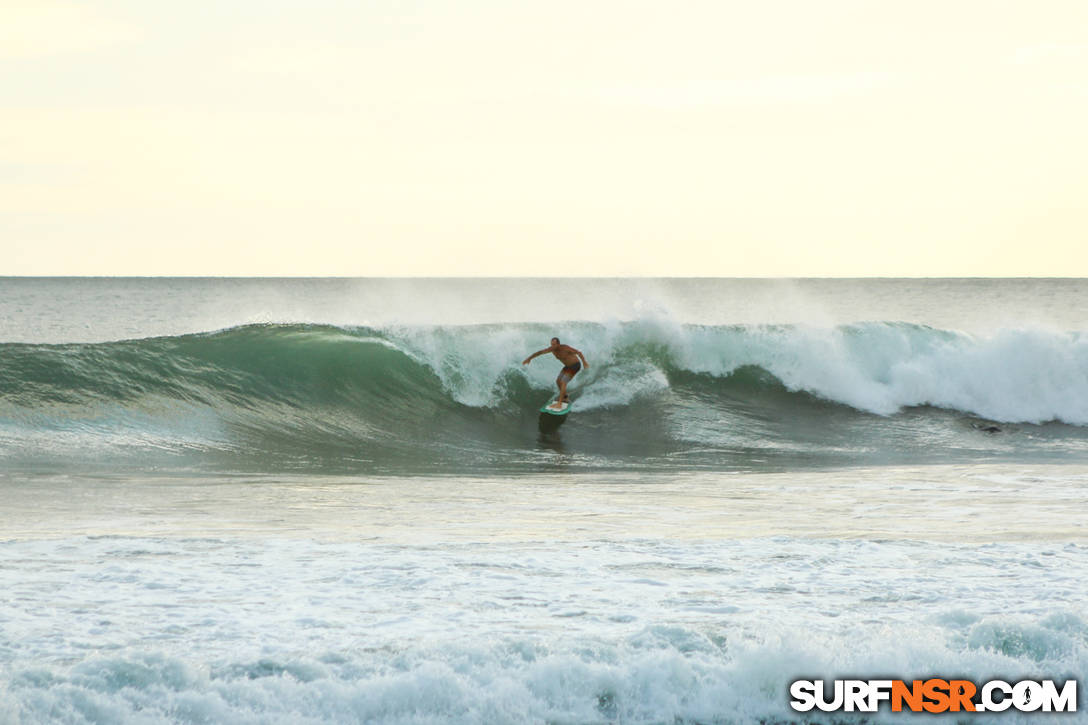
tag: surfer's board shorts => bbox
[558,362,581,383]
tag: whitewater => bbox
[1,278,1086,724]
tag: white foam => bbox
[729,324,1088,424]
[385,320,1088,424]
[2,533,1084,725]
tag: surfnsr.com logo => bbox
[790,679,1078,713]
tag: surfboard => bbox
[539,399,572,416]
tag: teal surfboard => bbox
[539,400,572,416]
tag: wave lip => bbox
[673,322,1088,425]
[2,321,1087,473]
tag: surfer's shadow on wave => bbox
[536,431,567,455]
[536,405,584,461]
[536,412,568,454]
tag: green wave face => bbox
[2,322,1087,475]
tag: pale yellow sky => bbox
[3,0,1087,276]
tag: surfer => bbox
[522,337,589,406]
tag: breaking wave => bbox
[2,321,1087,473]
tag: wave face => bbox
[3,321,1088,474]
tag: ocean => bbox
[1,278,1085,724]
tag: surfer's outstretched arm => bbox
[522,347,552,365]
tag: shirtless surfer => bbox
[522,337,589,408]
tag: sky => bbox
[3,0,1087,276]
